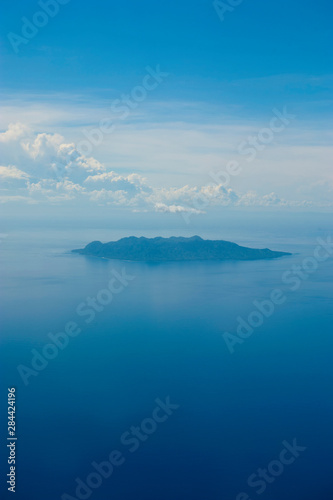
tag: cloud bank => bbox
[0,123,332,213]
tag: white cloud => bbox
[0,123,29,143]
[75,156,105,172]
[84,172,150,197]
[0,122,333,213]
[154,203,204,214]
[27,179,85,199]
[0,165,30,180]
[88,189,134,205]
[21,132,64,159]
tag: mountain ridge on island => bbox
[72,236,292,262]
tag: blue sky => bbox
[0,0,332,216]
[1,0,332,96]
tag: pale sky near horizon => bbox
[0,0,332,217]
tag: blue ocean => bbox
[1,213,332,500]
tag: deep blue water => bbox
[1,220,333,500]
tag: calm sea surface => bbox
[0,218,332,500]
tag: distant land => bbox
[72,236,291,262]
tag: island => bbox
[72,236,291,262]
